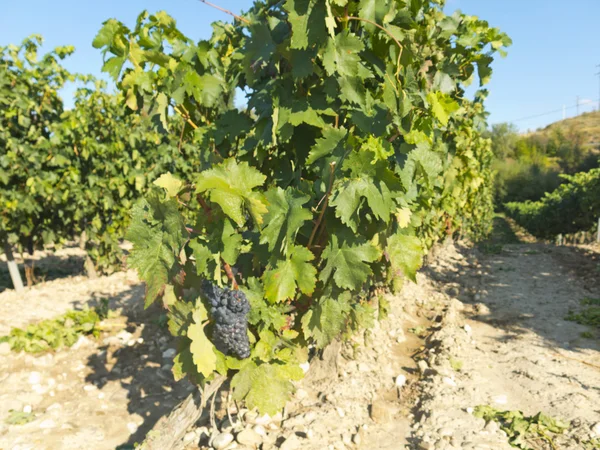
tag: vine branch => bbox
[344,16,404,79]
[197,0,251,25]
[308,162,336,248]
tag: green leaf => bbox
[92,19,126,49]
[231,360,301,415]
[196,158,267,226]
[221,219,242,266]
[322,32,364,77]
[189,239,215,277]
[153,172,183,198]
[172,346,196,382]
[126,192,187,307]
[260,187,312,253]
[330,150,396,232]
[285,0,327,50]
[427,91,459,126]
[243,278,289,330]
[386,233,423,282]
[301,294,351,347]
[306,126,347,165]
[188,303,216,378]
[320,236,381,290]
[263,246,317,303]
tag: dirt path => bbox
[1,235,599,450]
[411,236,600,449]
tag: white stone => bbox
[137,337,144,344]
[492,395,508,405]
[395,375,407,388]
[116,331,133,342]
[336,407,346,418]
[236,428,262,447]
[295,388,309,401]
[279,434,303,450]
[98,393,105,399]
[300,362,310,374]
[162,348,177,359]
[183,431,197,445]
[464,324,472,335]
[212,432,234,449]
[127,422,138,433]
[417,360,429,374]
[466,407,474,414]
[442,377,457,387]
[23,405,33,414]
[28,372,42,384]
[83,385,96,392]
[72,335,92,350]
[39,419,56,429]
[591,422,600,437]
[127,340,136,347]
[252,425,267,436]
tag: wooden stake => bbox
[3,242,24,294]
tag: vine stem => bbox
[173,105,199,130]
[308,162,336,248]
[223,261,239,290]
[344,16,404,79]
[197,0,251,24]
[177,120,185,153]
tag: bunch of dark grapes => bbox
[202,280,251,359]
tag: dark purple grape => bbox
[201,281,251,359]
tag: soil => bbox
[0,225,599,450]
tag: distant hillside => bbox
[528,110,600,149]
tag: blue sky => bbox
[1,0,599,131]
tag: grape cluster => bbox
[202,280,251,359]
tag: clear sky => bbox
[1,0,599,131]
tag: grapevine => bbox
[96,0,511,417]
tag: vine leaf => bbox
[231,361,297,415]
[196,158,267,226]
[306,126,347,165]
[301,294,351,348]
[188,303,217,378]
[395,207,412,228]
[262,246,317,303]
[322,31,364,77]
[386,233,423,282]
[427,91,460,126]
[126,192,187,307]
[331,150,398,232]
[153,172,183,198]
[320,236,381,290]
[260,187,312,253]
[285,0,327,50]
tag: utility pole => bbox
[576,95,580,115]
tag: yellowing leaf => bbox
[188,304,216,377]
[153,172,183,198]
[395,207,412,228]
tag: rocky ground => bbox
[0,230,599,450]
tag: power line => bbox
[498,98,600,124]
